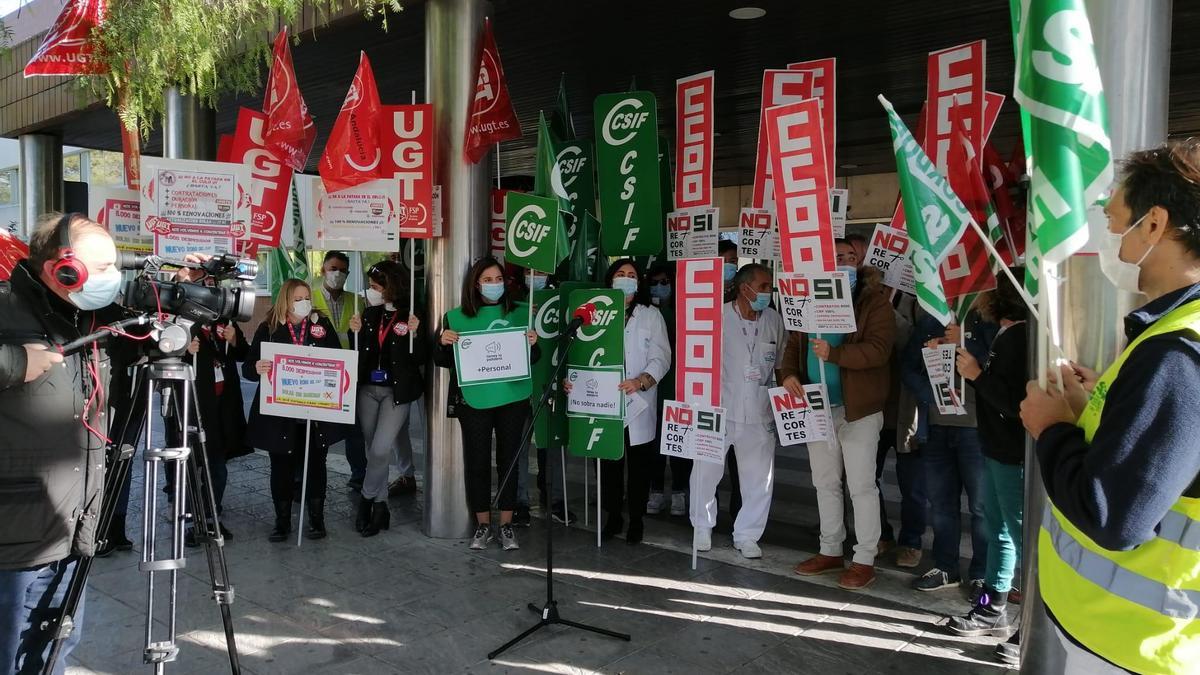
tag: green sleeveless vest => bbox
[447,302,531,409]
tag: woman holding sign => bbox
[348,262,424,538]
[435,257,539,552]
[244,279,347,543]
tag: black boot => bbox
[601,512,624,540]
[362,501,391,538]
[269,500,291,543]
[355,498,373,533]
[625,519,644,545]
[947,590,1013,637]
[306,499,327,540]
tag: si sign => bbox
[594,92,663,256]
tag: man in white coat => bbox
[690,263,786,559]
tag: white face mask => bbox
[290,299,313,319]
[1098,214,1153,293]
[324,270,347,291]
[365,288,385,307]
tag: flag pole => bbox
[966,217,1062,355]
[410,90,418,354]
[297,420,312,547]
[595,458,602,548]
[584,459,590,527]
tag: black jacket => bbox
[0,261,125,568]
[189,321,251,460]
[241,315,349,454]
[968,323,1027,465]
[348,304,426,405]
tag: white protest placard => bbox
[830,188,849,239]
[90,186,151,254]
[666,207,719,261]
[312,177,401,251]
[865,223,915,295]
[259,343,358,425]
[566,366,625,420]
[659,400,728,465]
[624,391,649,424]
[776,272,858,334]
[140,156,252,258]
[922,344,966,415]
[454,327,531,386]
[768,385,832,446]
[738,207,780,261]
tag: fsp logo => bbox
[602,98,651,146]
[508,204,551,258]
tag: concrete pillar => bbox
[18,133,63,237]
[1021,2,1172,671]
[163,87,217,161]
[423,0,490,538]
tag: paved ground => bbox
[67,446,1020,675]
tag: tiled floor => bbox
[67,450,1018,674]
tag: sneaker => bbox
[550,503,577,525]
[838,563,876,590]
[469,524,493,550]
[995,632,1020,665]
[734,540,762,559]
[913,568,961,591]
[947,596,1013,637]
[794,554,845,577]
[967,578,986,604]
[646,492,665,515]
[895,546,922,569]
[694,527,712,552]
[512,505,532,528]
[670,492,686,516]
[499,524,520,551]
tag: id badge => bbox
[744,365,762,382]
[213,366,224,384]
[370,369,389,384]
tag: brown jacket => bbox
[778,266,896,422]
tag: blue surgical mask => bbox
[612,276,638,297]
[480,282,505,302]
[723,263,737,282]
[838,265,858,293]
[649,284,671,302]
[529,275,548,292]
[69,269,122,310]
[750,292,771,312]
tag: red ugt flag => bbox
[319,52,384,194]
[940,105,996,299]
[264,29,318,172]
[0,229,29,282]
[24,0,107,77]
[464,18,522,163]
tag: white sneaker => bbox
[735,540,762,559]
[670,492,686,516]
[694,527,712,552]
[646,492,665,515]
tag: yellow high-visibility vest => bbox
[1040,299,1200,675]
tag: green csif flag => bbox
[505,191,569,275]
[551,73,575,141]
[1011,0,1112,298]
[594,91,663,255]
[566,287,625,459]
[535,111,572,215]
[880,95,972,326]
[270,181,310,297]
[530,288,569,448]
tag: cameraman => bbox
[0,213,125,674]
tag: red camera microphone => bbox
[566,302,596,335]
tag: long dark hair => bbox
[604,258,650,318]
[980,268,1029,323]
[461,256,517,317]
[368,260,408,307]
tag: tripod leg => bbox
[486,620,549,660]
[555,618,631,641]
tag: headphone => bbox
[51,212,88,290]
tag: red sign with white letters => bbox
[230,108,294,249]
[675,71,715,209]
[380,104,435,239]
[490,189,509,261]
[752,69,815,210]
[765,99,836,275]
[787,58,836,183]
[924,41,985,172]
[676,258,723,408]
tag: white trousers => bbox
[807,408,883,565]
[689,420,775,545]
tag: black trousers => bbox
[601,432,654,524]
[457,400,530,514]
[269,427,328,503]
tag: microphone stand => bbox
[487,316,631,660]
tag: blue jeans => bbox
[923,426,988,580]
[0,558,84,675]
[876,430,927,549]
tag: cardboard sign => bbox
[454,327,531,386]
[925,40,986,172]
[666,207,719,260]
[594,92,663,255]
[659,400,728,465]
[566,366,624,419]
[829,188,849,239]
[764,99,836,275]
[777,272,858,334]
[788,58,837,183]
[490,188,508,261]
[752,69,814,210]
[90,187,150,254]
[312,177,401,252]
[566,287,626,459]
[675,258,723,407]
[768,385,831,446]
[260,343,358,425]
[139,156,252,258]
[381,104,436,239]
[865,223,916,295]
[738,208,780,261]
[922,344,966,415]
[675,71,715,209]
[230,107,294,249]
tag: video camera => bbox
[117,252,258,324]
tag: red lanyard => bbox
[377,311,398,350]
[286,319,308,345]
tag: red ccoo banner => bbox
[765,99,835,275]
[924,40,985,172]
[752,69,814,210]
[787,58,836,183]
[676,257,723,407]
[675,70,715,209]
[490,189,509,261]
[381,104,436,239]
[230,108,295,249]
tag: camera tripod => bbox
[43,348,241,674]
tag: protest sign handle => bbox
[584,461,590,527]
[959,323,967,409]
[410,242,416,353]
[596,459,602,549]
[296,419,312,547]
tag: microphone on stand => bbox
[564,302,596,336]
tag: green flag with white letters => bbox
[594,92,663,255]
[506,191,569,275]
[566,287,625,460]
